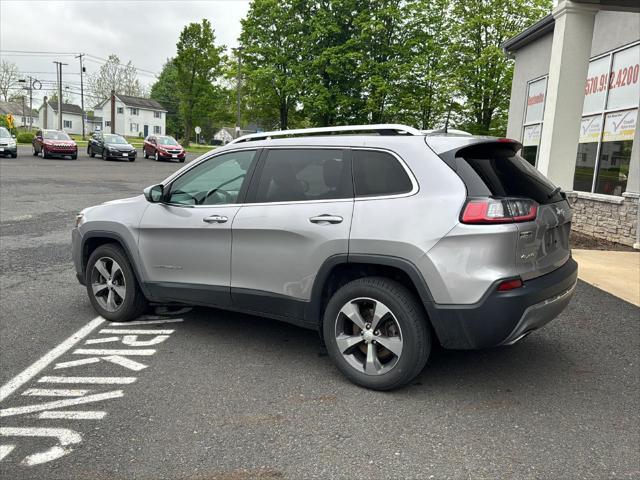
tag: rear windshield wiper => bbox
[547,186,562,199]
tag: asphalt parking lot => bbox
[0,144,639,480]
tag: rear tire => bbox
[32,146,38,156]
[322,277,430,390]
[89,146,95,158]
[154,151,159,162]
[143,148,148,159]
[85,244,148,322]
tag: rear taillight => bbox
[461,197,538,224]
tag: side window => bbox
[168,150,257,206]
[353,150,413,197]
[253,149,351,203]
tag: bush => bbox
[16,132,34,144]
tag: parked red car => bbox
[32,129,78,160]
[143,135,186,162]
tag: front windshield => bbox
[158,136,178,146]
[43,131,71,140]
[0,127,10,138]
[104,134,128,144]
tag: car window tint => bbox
[353,150,412,197]
[253,149,352,203]
[168,150,257,206]
[454,144,563,204]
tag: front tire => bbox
[322,277,431,391]
[89,146,95,158]
[32,146,38,156]
[101,149,107,161]
[85,244,148,322]
[154,151,159,162]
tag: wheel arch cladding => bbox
[82,232,150,299]
[307,254,443,344]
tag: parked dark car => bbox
[32,129,77,159]
[0,126,17,158]
[88,132,136,161]
[143,135,186,162]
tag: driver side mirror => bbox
[144,184,164,203]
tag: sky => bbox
[0,0,251,106]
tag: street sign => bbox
[194,126,202,134]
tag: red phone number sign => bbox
[584,63,640,96]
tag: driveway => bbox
[1,145,639,480]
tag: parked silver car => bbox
[72,124,577,390]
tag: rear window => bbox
[451,144,563,204]
[353,150,413,197]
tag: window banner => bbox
[578,115,602,143]
[602,109,637,142]
[522,124,542,146]
[525,78,547,124]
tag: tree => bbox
[150,59,183,138]
[450,0,551,135]
[46,84,74,105]
[239,0,305,130]
[174,19,226,145]
[0,60,20,102]
[87,54,144,101]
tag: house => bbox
[0,100,39,129]
[38,100,84,134]
[86,114,103,133]
[94,94,166,138]
[503,2,639,248]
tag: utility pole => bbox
[53,61,68,130]
[76,53,86,139]
[110,90,116,134]
[21,95,26,128]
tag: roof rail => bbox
[421,128,473,136]
[228,124,423,145]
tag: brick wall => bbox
[566,191,639,247]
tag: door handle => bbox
[203,215,228,224]
[309,214,343,224]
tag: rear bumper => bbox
[429,257,578,349]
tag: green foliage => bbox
[238,0,552,135]
[151,59,183,138]
[174,19,226,145]
[16,132,34,144]
[239,0,305,130]
[450,0,551,135]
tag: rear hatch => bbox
[436,139,572,281]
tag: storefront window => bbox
[521,76,547,166]
[573,115,602,191]
[522,124,541,166]
[572,43,639,195]
[595,109,637,195]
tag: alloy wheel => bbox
[334,297,403,376]
[90,256,126,312]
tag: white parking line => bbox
[100,329,175,335]
[54,358,100,369]
[73,348,156,356]
[0,317,105,402]
[22,389,90,397]
[38,376,136,384]
[0,391,124,417]
[38,411,106,420]
[85,337,120,344]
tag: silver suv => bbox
[72,124,577,390]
